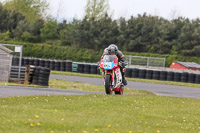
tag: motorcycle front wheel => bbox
[105,75,112,94]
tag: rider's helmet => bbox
[108,44,118,55]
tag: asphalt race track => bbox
[0,85,104,97]
[50,74,200,99]
[0,74,200,98]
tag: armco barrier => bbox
[11,57,200,84]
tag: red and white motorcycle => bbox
[100,55,124,95]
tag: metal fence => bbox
[125,55,166,67]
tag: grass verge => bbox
[0,80,200,133]
[51,71,200,88]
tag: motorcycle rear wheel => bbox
[105,75,112,94]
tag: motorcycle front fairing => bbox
[100,55,122,89]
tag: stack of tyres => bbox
[159,71,167,80]
[125,68,132,78]
[24,58,30,66]
[12,57,19,66]
[131,68,139,78]
[138,69,146,79]
[90,65,98,74]
[77,64,84,73]
[181,72,188,83]
[84,64,91,74]
[29,58,34,65]
[188,73,196,83]
[39,59,45,67]
[174,72,181,82]
[33,59,39,66]
[195,74,200,84]
[32,66,50,86]
[54,61,60,71]
[152,70,160,80]
[66,61,73,72]
[45,60,50,69]
[146,70,153,79]
[60,61,66,71]
[167,71,174,81]
[50,60,55,70]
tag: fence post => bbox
[24,65,30,85]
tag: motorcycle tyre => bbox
[105,75,112,94]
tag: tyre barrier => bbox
[138,69,146,79]
[54,61,60,71]
[125,68,132,78]
[32,66,50,86]
[146,70,153,79]
[160,71,167,80]
[39,59,45,67]
[45,60,50,69]
[167,71,174,81]
[33,59,39,66]
[77,64,84,73]
[12,57,20,66]
[66,61,73,72]
[181,72,188,83]
[195,74,200,84]
[84,64,91,74]
[11,57,200,84]
[29,59,34,65]
[174,72,181,82]
[153,70,160,80]
[188,73,195,83]
[90,65,98,74]
[50,60,55,70]
[60,61,66,71]
[131,68,139,78]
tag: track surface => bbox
[50,74,200,99]
[0,74,199,98]
[0,85,103,97]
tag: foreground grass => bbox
[51,71,200,88]
[0,94,200,133]
[0,80,200,133]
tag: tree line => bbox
[1,1,200,58]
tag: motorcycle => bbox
[100,55,124,95]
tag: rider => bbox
[101,44,128,86]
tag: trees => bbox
[85,0,111,21]
[3,0,48,23]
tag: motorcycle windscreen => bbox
[103,55,118,70]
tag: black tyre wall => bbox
[66,61,72,72]
[167,71,174,81]
[125,68,132,78]
[188,73,196,83]
[138,69,146,79]
[84,64,91,74]
[174,72,181,82]
[90,65,98,74]
[145,70,153,79]
[131,68,139,78]
[77,64,84,73]
[152,70,160,80]
[181,72,188,83]
[160,71,167,80]
[195,74,200,84]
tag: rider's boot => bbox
[122,77,127,86]
[122,70,127,86]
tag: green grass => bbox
[51,71,200,88]
[0,79,200,133]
